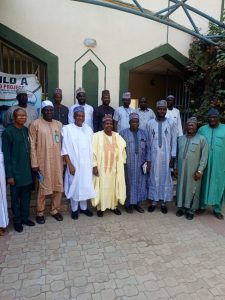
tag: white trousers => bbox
[70,200,87,212]
[0,152,9,228]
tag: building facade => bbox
[0,0,223,109]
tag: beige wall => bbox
[0,0,222,107]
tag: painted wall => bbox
[0,0,222,107]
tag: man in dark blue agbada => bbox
[2,108,35,232]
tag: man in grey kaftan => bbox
[146,100,177,214]
[176,117,208,220]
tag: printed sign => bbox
[0,72,42,112]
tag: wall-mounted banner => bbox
[0,72,42,112]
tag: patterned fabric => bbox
[120,128,148,205]
[135,108,155,130]
[146,118,177,202]
[113,106,134,132]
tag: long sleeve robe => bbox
[120,128,148,205]
[29,119,63,196]
[146,117,177,202]
[92,131,126,210]
[61,123,96,201]
[198,124,225,207]
[2,124,33,187]
[176,133,208,211]
[0,152,9,228]
[165,107,183,137]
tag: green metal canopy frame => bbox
[72,0,225,45]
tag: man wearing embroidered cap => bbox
[113,91,134,133]
[165,95,183,137]
[197,109,225,220]
[92,114,126,217]
[120,112,150,213]
[68,87,93,129]
[93,90,114,132]
[53,88,69,125]
[146,100,177,214]
[4,86,38,128]
[29,100,64,224]
[61,105,95,220]
[175,117,208,220]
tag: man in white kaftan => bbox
[62,105,95,220]
[146,100,177,214]
[0,151,9,235]
[165,95,183,137]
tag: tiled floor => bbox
[1,202,225,300]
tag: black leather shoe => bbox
[80,209,93,217]
[186,213,194,220]
[112,208,121,215]
[148,205,156,212]
[22,220,35,226]
[125,206,133,214]
[36,216,45,224]
[213,211,224,220]
[176,209,184,217]
[71,211,78,220]
[161,205,168,214]
[52,213,63,221]
[134,205,144,213]
[97,210,104,217]
[14,223,23,233]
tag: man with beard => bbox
[93,90,114,132]
[53,88,69,125]
[146,100,177,214]
[68,88,93,129]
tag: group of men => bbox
[0,86,224,236]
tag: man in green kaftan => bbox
[175,117,208,220]
[2,108,35,232]
[198,109,225,220]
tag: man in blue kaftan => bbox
[146,100,177,214]
[120,112,150,213]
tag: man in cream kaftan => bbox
[92,115,126,216]
[62,106,95,219]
